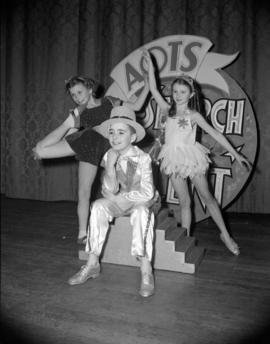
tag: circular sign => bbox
[106,35,258,222]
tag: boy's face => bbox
[108,122,136,154]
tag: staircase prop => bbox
[79,208,205,274]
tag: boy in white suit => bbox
[68,105,157,297]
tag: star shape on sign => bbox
[221,144,244,163]
[178,118,189,129]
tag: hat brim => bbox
[98,118,146,142]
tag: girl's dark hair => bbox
[168,77,202,117]
[65,76,101,98]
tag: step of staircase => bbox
[79,209,205,274]
[185,246,205,267]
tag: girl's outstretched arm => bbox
[193,112,252,170]
[142,50,169,112]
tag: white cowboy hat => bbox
[98,105,145,142]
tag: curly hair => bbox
[64,76,100,98]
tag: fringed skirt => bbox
[158,142,211,179]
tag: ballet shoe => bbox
[32,147,42,160]
[139,272,155,297]
[220,233,240,256]
[68,263,100,285]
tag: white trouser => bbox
[85,198,154,261]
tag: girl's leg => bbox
[34,122,76,159]
[191,174,239,255]
[170,175,192,235]
[34,139,75,159]
[77,162,98,240]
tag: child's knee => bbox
[200,192,216,206]
[179,196,191,208]
[131,205,150,220]
[134,205,149,214]
[92,199,105,211]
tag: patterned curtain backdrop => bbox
[1,0,270,212]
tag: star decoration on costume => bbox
[178,118,189,129]
[221,144,244,163]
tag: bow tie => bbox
[117,154,138,163]
[116,155,138,173]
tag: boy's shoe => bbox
[68,264,100,285]
[139,272,155,297]
[220,233,240,256]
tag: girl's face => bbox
[108,122,136,155]
[172,83,192,106]
[69,83,92,106]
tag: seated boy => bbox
[68,105,158,297]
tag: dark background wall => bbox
[1,0,270,213]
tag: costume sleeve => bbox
[122,154,154,203]
[101,152,119,194]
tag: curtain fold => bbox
[1,0,270,213]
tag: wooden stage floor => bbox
[1,195,270,344]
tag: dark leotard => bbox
[65,97,113,165]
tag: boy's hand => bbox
[102,186,117,199]
[106,149,119,169]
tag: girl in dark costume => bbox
[33,75,149,243]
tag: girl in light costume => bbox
[143,50,251,255]
[68,106,158,298]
